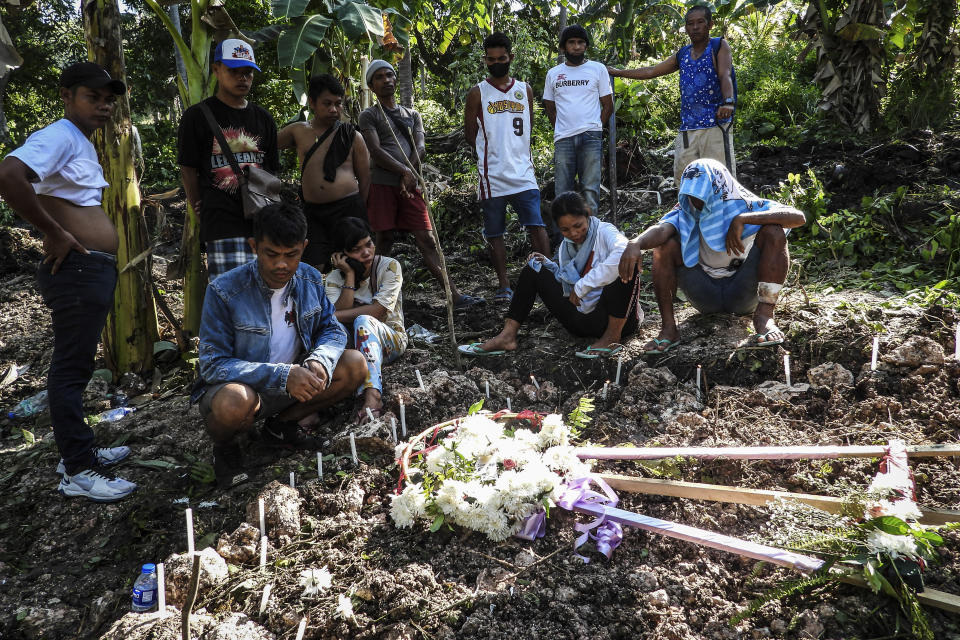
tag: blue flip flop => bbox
[493,287,514,303]
[642,338,680,356]
[458,343,506,357]
[454,294,486,310]
[574,345,624,359]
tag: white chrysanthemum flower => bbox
[869,499,923,522]
[335,593,354,619]
[542,445,593,478]
[866,530,919,558]
[491,436,538,469]
[434,480,468,516]
[867,472,907,499]
[457,415,504,441]
[424,445,457,474]
[390,483,428,528]
[299,566,332,597]
[538,413,569,448]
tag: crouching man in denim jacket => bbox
[195,202,367,487]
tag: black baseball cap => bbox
[59,62,126,95]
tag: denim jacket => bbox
[196,260,346,399]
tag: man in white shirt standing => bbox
[0,62,136,502]
[543,25,613,215]
[465,32,550,302]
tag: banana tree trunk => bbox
[398,47,413,109]
[82,0,159,374]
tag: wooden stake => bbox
[577,443,960,461]
[597,474,960,526]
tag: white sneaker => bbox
[56,446,131,475]
[58,466,137,503]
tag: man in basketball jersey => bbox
[465,32,550,302]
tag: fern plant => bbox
[566,395,594,439]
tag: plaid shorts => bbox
[206,237,256,279]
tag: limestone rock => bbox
[807,362,854,388]
[17,604,81,639]
[755,380,810,402]
[883,335,945,368]
[164,547,229,608]
[631,365,676,391]
[216,522,260,565]
[646,588,670,607]
[100,609,275,640]
[245,481,302,545]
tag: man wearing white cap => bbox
[359,60,483,309]
[178,38,279,279]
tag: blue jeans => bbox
[554,130,602,214]
[36,250,117,474]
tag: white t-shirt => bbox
[474,79,538,199]
[268,287,300,364]
[543,61,612,142]
[7,119,109,207]
[699,232,756,279]
[325,256,407,342]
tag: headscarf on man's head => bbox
[660,158,789,268]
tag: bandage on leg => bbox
[757,282,783,306]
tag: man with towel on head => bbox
[617,159,805,354]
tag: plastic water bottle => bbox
[7,390,48,419]
[131,563,158,612]
[97,406,136,422]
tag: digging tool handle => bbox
[717,119,734,174]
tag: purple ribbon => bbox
[511,476,623,561]
[558,476,624,563]
[515,509,547,540]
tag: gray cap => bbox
[365,59,395,86]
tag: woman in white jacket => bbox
[460,191,642,358]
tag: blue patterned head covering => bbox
[661,159,778,268]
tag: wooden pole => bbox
[608,75,617,223]
[577,443,960,461]
[597,474,960,526]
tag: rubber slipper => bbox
[574,345,624,359]
[458,342,506,357]
[641,338,680,356]
[754,329,785,347]
[493,287,514,303]
[454,294,485,310]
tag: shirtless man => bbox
[279,74,370,271]
[0,62,136,502]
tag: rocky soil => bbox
[1,133,959,640]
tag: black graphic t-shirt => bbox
[177,97,279,242]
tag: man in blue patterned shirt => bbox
[608,5,736,184]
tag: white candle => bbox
[415,369,425,390]
[316,451,323,479]
[784,353,792,388]
[530,374,540,390]
[602,380,609,400]
[157,562,166,615]
[507,397,512,411]
[955,323,959,360]
[258,498,265,537]
[350,432,358,465]
[259,583,272,615]
[391,417,398,443]
[695,365,702,401]
[260,535,267,570]
[888,406,894,424]
[365,407,375,423]
[485,380,490,398]
[871,336,879,371]
[289,471,295,489]
[399,399,407,436]
[185,508,194,556]
[615,354,623,385]
[295,618,307,640]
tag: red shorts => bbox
[366,183,432,232]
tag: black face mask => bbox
[565,52,585,65]
[487,62,510,78]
